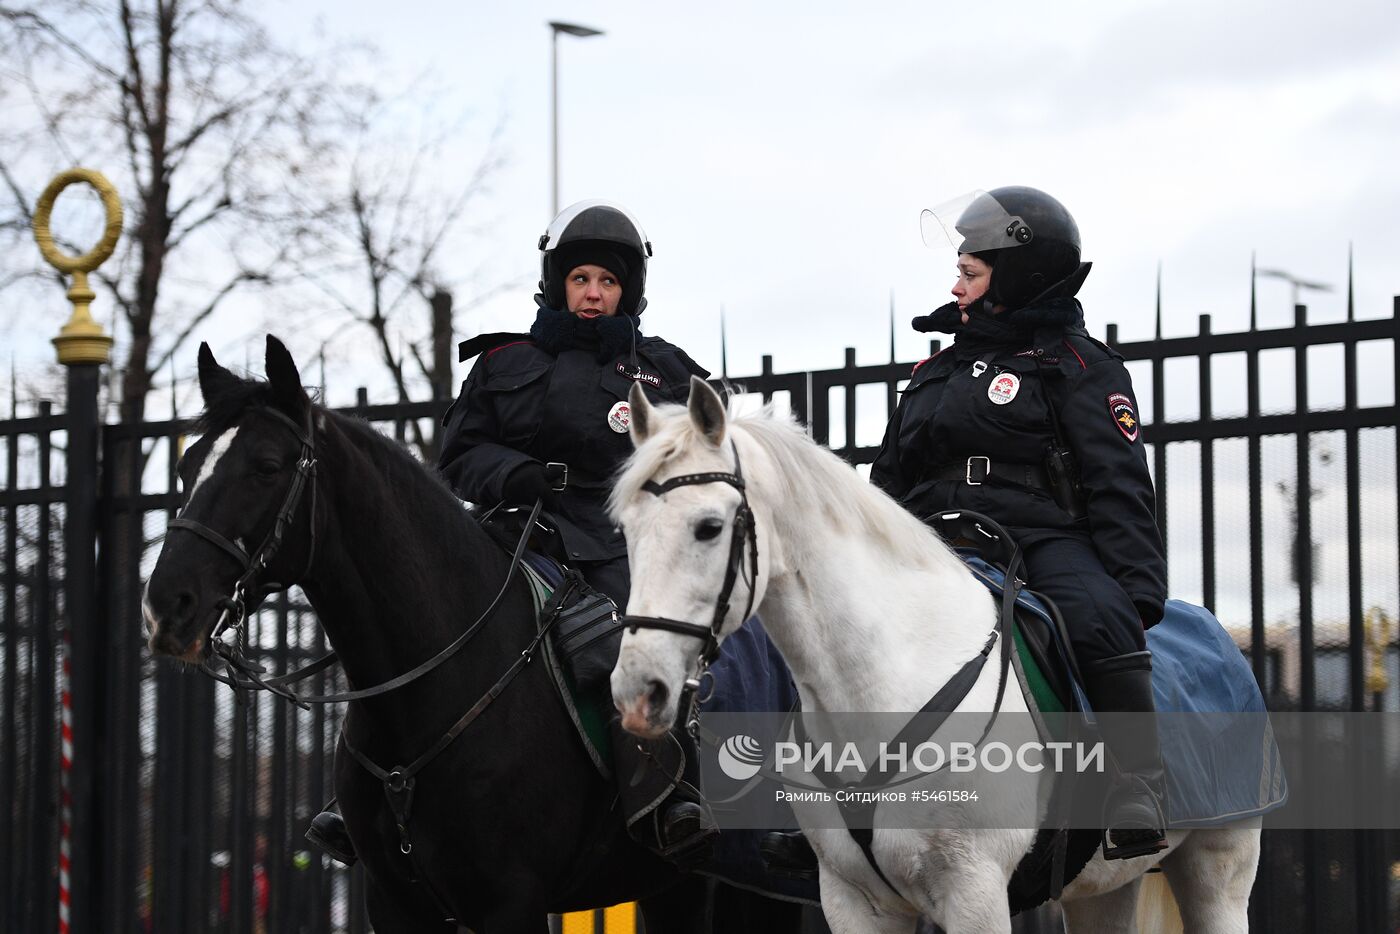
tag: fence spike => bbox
[1346,242,1354,323]
[889,290,896,363]
[720,304,729,380]
[1250,251,1258,331]
[1154,261,1163,340]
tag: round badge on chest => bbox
[987,372,1020,405]
[607,401,632,433]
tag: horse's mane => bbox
[613,402,962,571]
[197,376,472,546]
[194,378,280,436]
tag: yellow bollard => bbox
[561,902,637,934]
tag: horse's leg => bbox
[708,882,806,933]
[927,860,1014,934]
[637,874,710,934]
[1158,825,1260,934]
[818,869,918,934]
[1061,875,1143,934]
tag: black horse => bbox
[143,337,804,933]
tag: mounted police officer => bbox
[308,200,719,869]
[887,186,1168,859]
[438,199,708,610]
[762,186,1169,878]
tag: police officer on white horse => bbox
[879,186,1169,859]
[763,186,1169,878]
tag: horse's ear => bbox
[264,335,309,419]
[628,382,655,446]
[687,375,726,447]
[197,342,240,404]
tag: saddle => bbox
[941,550,1104,912]
[477,505,622,775]
[955,553,1287,912]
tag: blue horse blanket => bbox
[699,618,817,903]
[962,555,1288,827]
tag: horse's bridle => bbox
[620,440,760,732]
[168,406,319,646]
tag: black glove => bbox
[502,462,553,504]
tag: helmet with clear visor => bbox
[538,200,653,316]
[920,187,1088,311]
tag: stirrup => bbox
[1101,826,1168,861]
[657,801,718,870]
[759,831,819,881]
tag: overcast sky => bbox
[287,0,1400,635]
[262,0,1400,384]
[12,0,1400,636]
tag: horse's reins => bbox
[620,439,760,735]
[169,406,571,917]
[171,407,550,712]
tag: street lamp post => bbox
[549,20,604,216]
[1256,267,1334,310]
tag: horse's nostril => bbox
[646,679,669,712]
[174,591,194,617]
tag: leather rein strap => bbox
[175,406,542,711]
[620,443,760,732]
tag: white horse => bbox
[609,377,1260,934]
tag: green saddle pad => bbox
[1013,620,1065,715]
[522,563,613,771]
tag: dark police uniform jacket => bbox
[438,325,708,564]
[871,297,1167,626]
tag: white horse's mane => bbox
[612,400,963,572]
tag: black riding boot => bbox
[305,807,357,865]
[610,718,718,870]
[1083,651,1169,860]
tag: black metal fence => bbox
[3,296,1398,932]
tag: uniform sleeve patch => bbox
[1107,392,1139,442]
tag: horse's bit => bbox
[620,440,760,734]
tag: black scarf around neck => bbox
[529,301,640,362]
[911,297,1086,357]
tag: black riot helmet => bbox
[921,186,1090,310]
[538,200,653,316]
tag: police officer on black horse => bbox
[308,200,720,869]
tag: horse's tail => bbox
[1134,872,1182,934]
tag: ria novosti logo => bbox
[717,734,765,780]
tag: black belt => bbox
[543,462,611,492]
[929,456,1053,492]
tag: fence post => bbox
[33,168,121,934]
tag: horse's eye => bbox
[694,518,725,542]
[255,459,281,477]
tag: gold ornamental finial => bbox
[32,168,122,366]
[1364,607,1392,697]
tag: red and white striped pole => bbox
[59,633,73,934]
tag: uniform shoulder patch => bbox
[911,347,949,376]
[458,331,532,362]
[1065,333,1122,366]
[1107,392,1140,442]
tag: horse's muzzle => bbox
[618,678,671,739]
